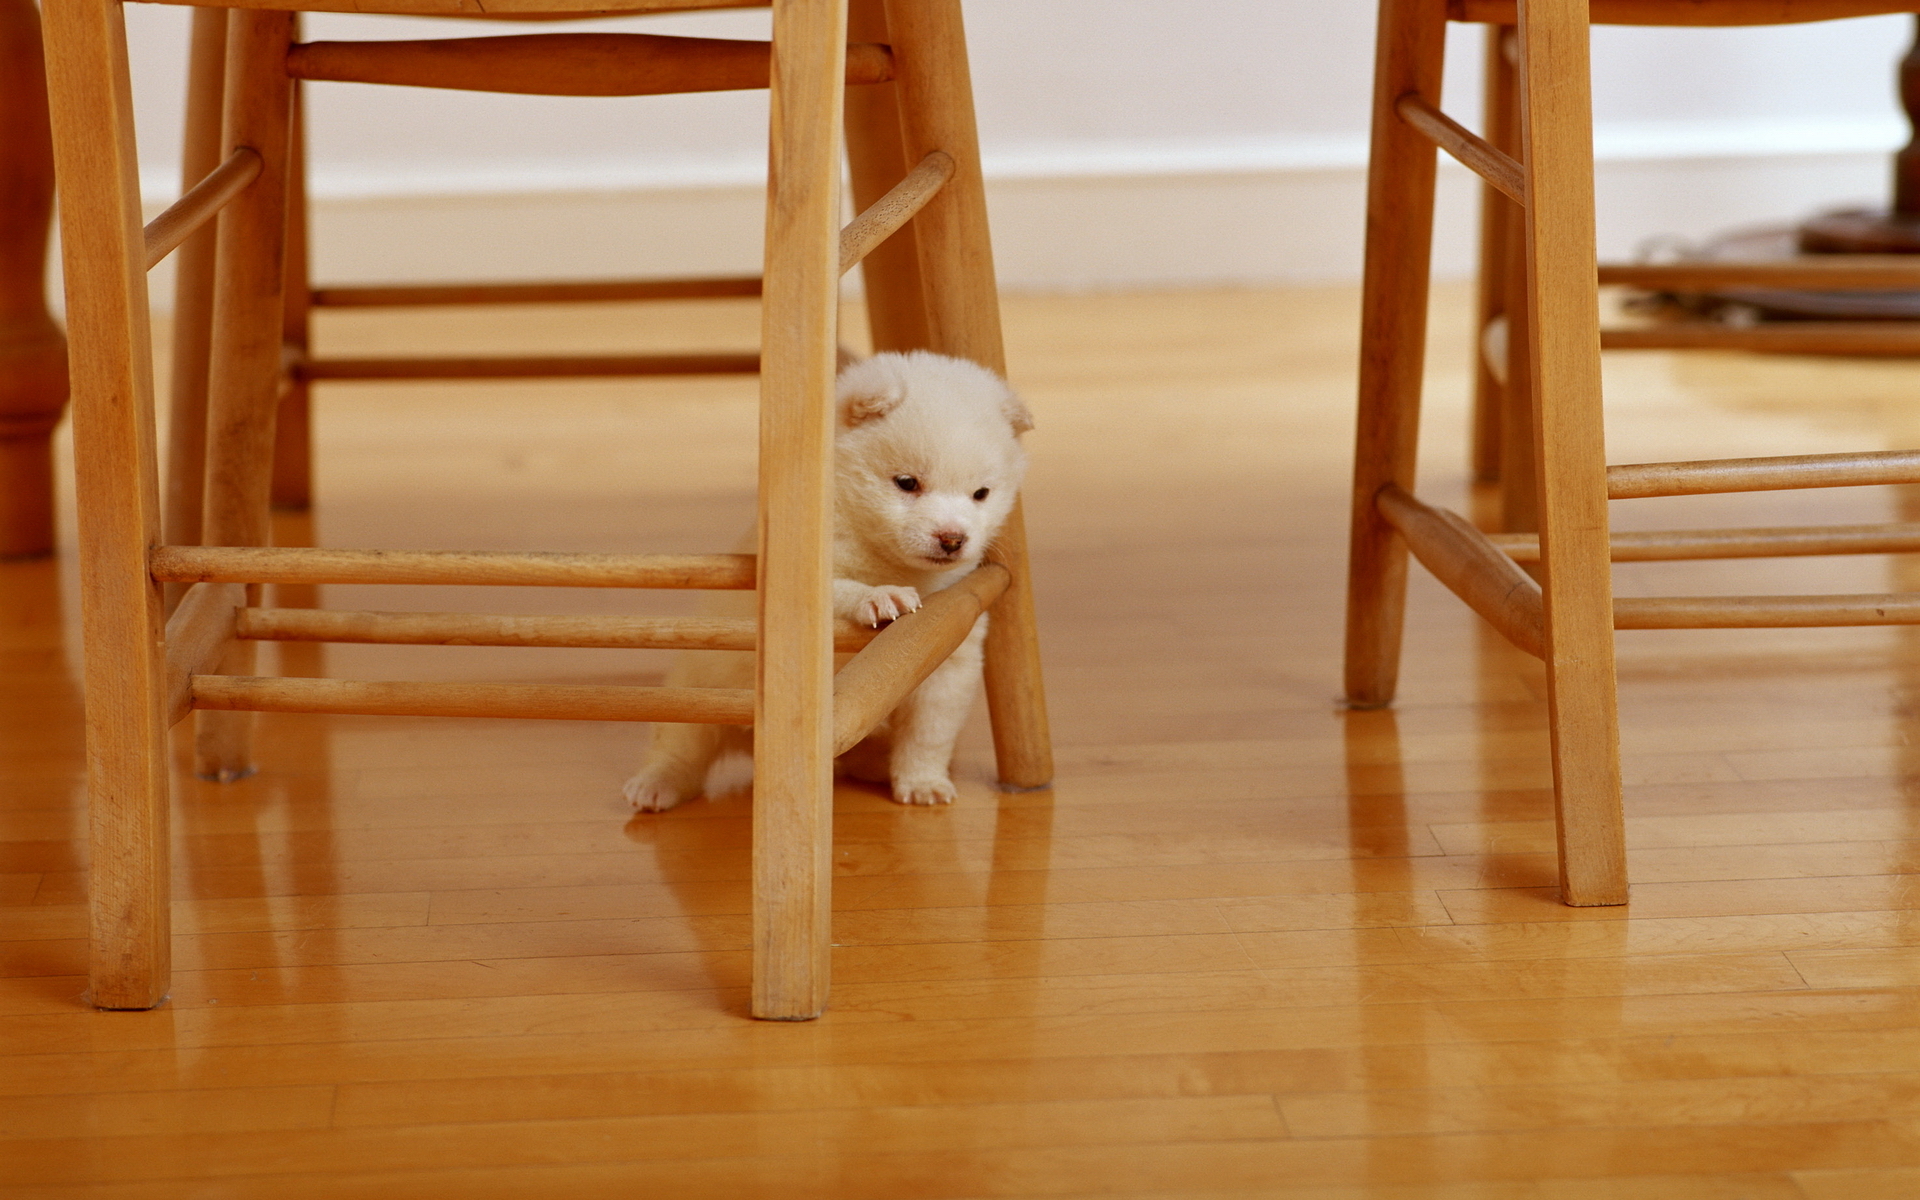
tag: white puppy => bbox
[623,350,1033,811]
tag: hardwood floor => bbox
[9,284,1920,1195]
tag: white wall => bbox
[118,2,1915,293]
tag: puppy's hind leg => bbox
[624,721,727,812]
[887,622,987,806]
[624,642,752,811]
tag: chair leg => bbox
[272,75,313,513]
[163,8,226,618]
[885,0,1053,790]
[1470,24,1513,488]
[43,0,175,1009]
[752,0,846,1022]
[1498,197,1539,534]
[1345,0,1446,709]
[196,8,296,783]
[1515,0,1627,906]
[844,0,930,355]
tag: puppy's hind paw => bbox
[855,585,921,628]
[891,775,957,806]
[623,773,687,813]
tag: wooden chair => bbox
[44,0,1051,1020]
[1348,0,1920,906]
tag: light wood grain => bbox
[843,0,929,353]
[299,353,760,380]
[41,0,174,1009]
[161,6,227,574]
[750,0,845,1022]
[832,563,1007,754]
[1394,93,1525,203]
[163,582,243,726]
[1609,450,1920,498]
[273,75,313,512]
[1492,522,1920,562]
[149,545,757,589]
[1469,22,1516,486]
[1345,0,1444,709]
[1375,484,1543,657]
[1603,322,1920,355]
[141,148,260,270]
[838,150,952,276]
[286,32,891,97]
[887,0,1052,791]
[190,676,756,723]
[1514,0,1627,907]
[235,607,881,651]
[1612,594,1920,628]
[1599,257,1920,289]
[194,8,298,784]
[311,277,762,307]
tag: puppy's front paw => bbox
[891,774,957,806]
[855,585,921,628]
[623,773,687,813]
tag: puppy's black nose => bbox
[935,531,967,555]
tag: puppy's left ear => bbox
[837,358,907,428]
[1001,387,1035,435]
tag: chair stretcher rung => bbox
[1607,450,1920,499]
[840,151,954,275]
[1491,523,1920,563]
[150,546,756,590]
[832,564,1010,755]
[1394,94,1524,204]
[299,353,760,381]
[1600,258,1920,291]
[311,277,763,308]
[163,582,244,727]
[1377,485,1544,659]
[1603,323,1920,356]
[143,148,260,270]
[238,607,878,652]
[1614,594,1920,629]
[286,33,893,97]
[191,676,755,724]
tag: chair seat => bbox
[134,0,758,17]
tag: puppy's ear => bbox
[1001,388,1036,435]
[837,361,906,428]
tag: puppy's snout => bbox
[934,530,968,556]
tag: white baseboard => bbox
[135,128,1901,306]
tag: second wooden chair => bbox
[1349,0,1920,906]
[47,0,1050,1021]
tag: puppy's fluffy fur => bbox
[623,351,1032,811]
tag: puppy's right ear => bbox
[1000,388,1036,435]
[837,360,906,428]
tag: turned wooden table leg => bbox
[1798,15,1920,253]
[0,0,69,560]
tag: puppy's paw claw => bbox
[856,585,922,627]
[891,776,957,806]
[623,775,685,813]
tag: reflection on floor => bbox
[7,286,1920,1195]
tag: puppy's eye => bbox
[972,488,990,501]
[893,476,920,493]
